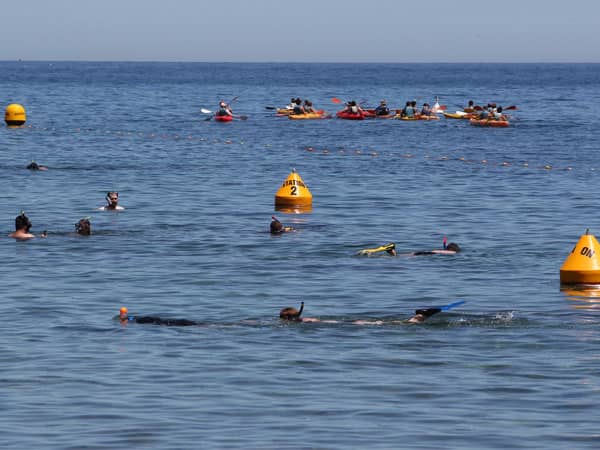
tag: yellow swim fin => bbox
[357,243,395,255]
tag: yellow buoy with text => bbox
[274,169,312,208]
[5,103,26,126]
[560,230,600,285]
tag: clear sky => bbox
[2,0,599,62]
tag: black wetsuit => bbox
[125,316,198,326]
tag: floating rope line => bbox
[303,146,581,172]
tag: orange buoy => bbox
[274,169,312,209]
[560,229,600,285]
[5,103,26,126]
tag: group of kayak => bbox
[443,101,513,127]
[206,97,515,126]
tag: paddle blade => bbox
[504,105,518,111]
[238,115,248,121]
[265,106,277,110]
[331,97,343,104]
[200,108,212,114]
[440,300,465,311]
[204,115,214,121]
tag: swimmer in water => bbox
[26,160,48,171]
[279,301,462,324]
[411,239,460,256]
[99,191,124,211]
[9,212,37,240]
[270,216,294,234]
[358,239,460,256]
[75,218,91,236]
[118,307,198,326]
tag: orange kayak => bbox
[469,119,510,127]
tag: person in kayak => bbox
[99,191,124,211]
[303,100,316,114]
[490,106,507,121]
[341,100,363,115]
[270,216,295,234]
[26,160,48,171]
[400,101,415,118]
[9,212,37,240]
[118,307,199,326]
[216,101,233,118]
[75,217,91,236]
[279,302,461,324]
[464,100,476,113]
[374,100,390,116]
[419,103,433,117]
[291,98,305,115]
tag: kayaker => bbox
[303,100,316,114]
[286,98,297,110]
[490,106,507,121]
[216,101,233,118]
[345,100,363,115]
[118,307,199,326]
[9,212,36,240]
[420,103,433,117]
[26,160,48,171]
[75,218,91,236]
[464,100,476,113]
[270,216,295,234]
[401,101,416,118]
[374,100,390,116]
[292,98,305,115]
[99,191,124,211]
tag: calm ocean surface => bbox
[1,62,600,449]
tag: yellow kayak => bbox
[288,112,326,120]
[277,108,294,115]
[443,111,474,119]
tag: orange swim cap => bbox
[120,307,128,314]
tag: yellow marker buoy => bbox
[5,103,26,126]
[560,229,600,285]
[274,169,312,209]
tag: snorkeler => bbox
[75,218,91,236]
[118,307,198,326]
[9,212,36,240]
[26,160,48,171]
[270,216,295,234]
[358,239,460,256]
[99,191,124,211]
[279,301,465,324]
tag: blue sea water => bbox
[1,62,600,449]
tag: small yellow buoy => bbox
[560,229,600,285]
[5,103,26,126]
[274,169,312,209]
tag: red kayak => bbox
[215,115,233,122]
[336,111,364,120]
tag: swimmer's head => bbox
[106,191,119,205]
[468,100,474,106]
[26,161,40,170]
[385,243,396,256]
[270,216,283,234]
[446,243,460,252]
[15,212,32,232]
[119,307,128,321]
[280,301,304,321]
[75,218,91,236]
